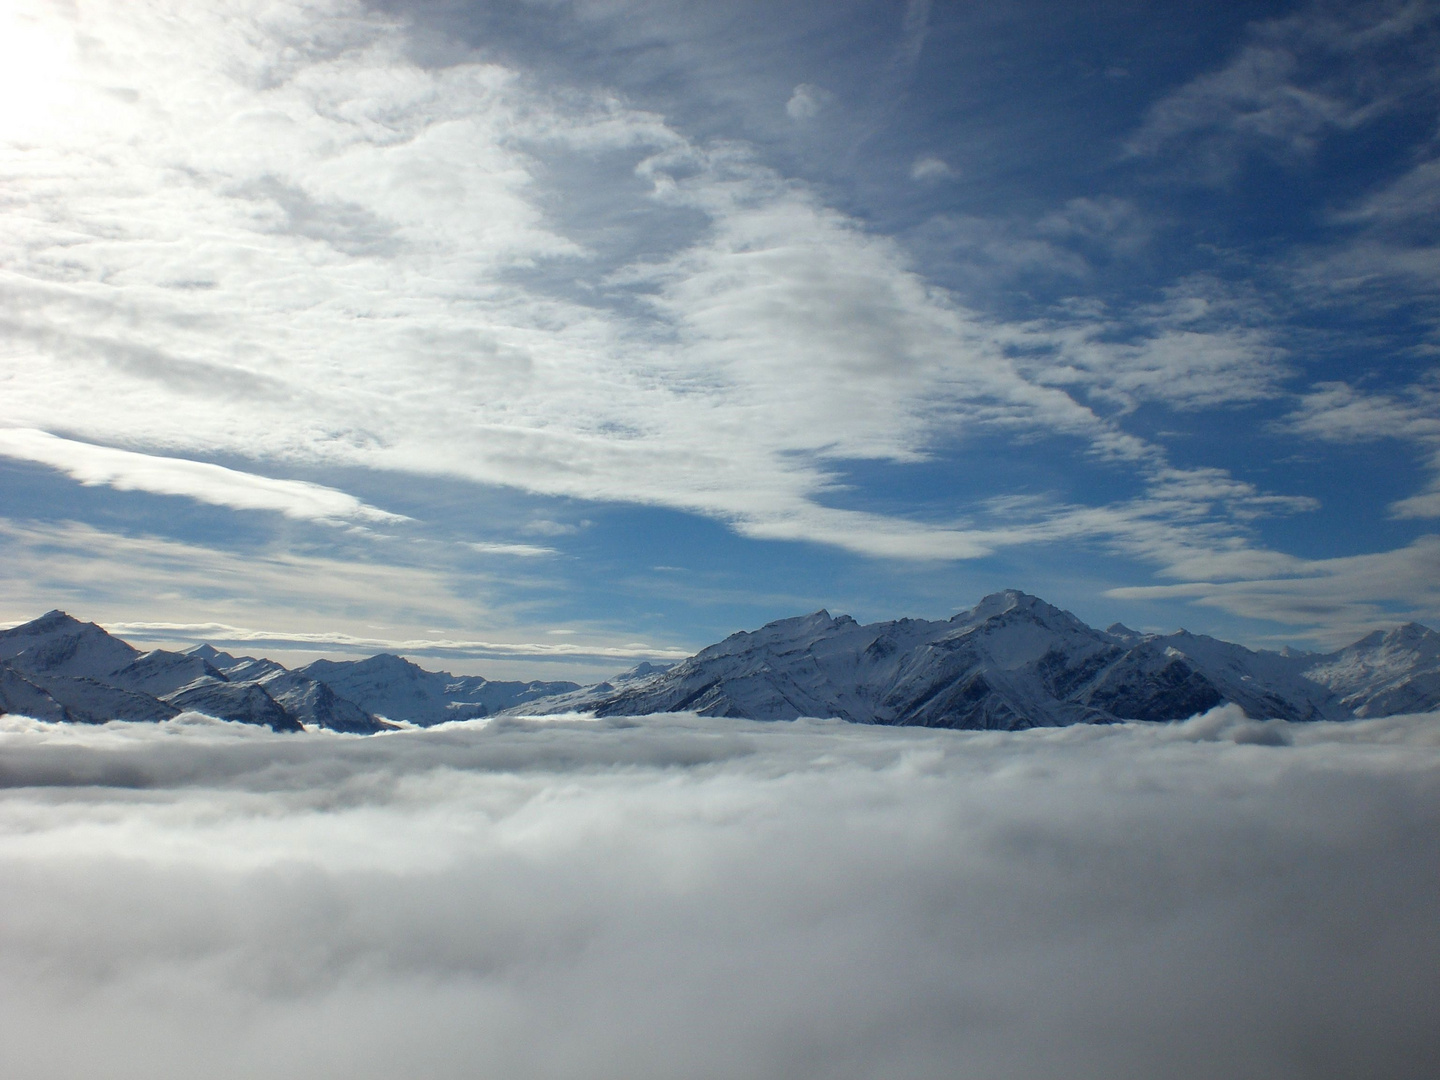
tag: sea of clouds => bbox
[1,707,1437,1079]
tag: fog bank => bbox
[1,707,1437,1079]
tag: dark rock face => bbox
[519,591,1397,729]
[166,678,303,732]
[0,663,70,722]
[1080,651,1225,723]
[4,600,1439,733]
[25,674,180,724]
[256,670,390,734]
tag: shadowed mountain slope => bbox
[511,592,1436,728]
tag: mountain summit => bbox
[510,591,1439,728]
[2,595,1437,730]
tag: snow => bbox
[514,590,1440,727]
[3,598,1438,732]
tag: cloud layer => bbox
[0,428,406,524]
[0,0,1332,565]
[0,709,1436,1079]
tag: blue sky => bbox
[1,0,1438,678]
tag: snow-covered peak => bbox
[1302,620,1440,716]
[184,642,242,668]
[967,589,1039,617]
[110,649,228,697]
[0,610,140,679]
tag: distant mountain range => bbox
[0,610,578,732]
[2,592,1438,731]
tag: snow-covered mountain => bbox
[0,610,141,679]
[0,612,575,730]
[300,654,579,726]
[510,591,1440,728]
[0,613,360,731]
[1301,623,1440,716]
[3,597,1437,731]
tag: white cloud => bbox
[464,541,558,557]
[0,428,407,524]
[1007,279,1291,412]
[0,0,1421,633]
[897,0,933,72]
[0,711,1436,1077]
[1124,2,1438,178]
[784,82,831,121]
[0,517,690,674]
[910,155,953,181]
[104,619,688,662]
[1035,196,1152,254]
[1108,534,1440,644]
[1281,378,1440,519]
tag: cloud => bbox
[1108,534,1440,644]
[0,711,1436,1078]
[103,619,689,662]
[909,155,954,181]
[1005,279,1292,413]
[0,518,697,675]
[0,517,493,643]
[1124,1,1439,180]
[0,428,407,524]
[1281,378,1440,519]
[784,82,831,121]
[464,541,558,557]
[896,0,933,73]
[1296,152,1440,301]
[2,0,1434,649]
[0,0,1350,589]
[1035,196,1152,255]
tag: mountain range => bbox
[0,610,578,732]
[2,591,1438,731]
[530,591,1440,727]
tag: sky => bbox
[0,707,1436,1079]
[2,0,1440,678]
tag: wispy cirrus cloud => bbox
[1280,378,1440,519]
[1124,0,1438,179]
[0,428,407,525]
[1109,534,1440,643]
[2,0,1437,647]
[103,620,688,662]
[0,0,1303,574]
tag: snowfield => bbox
[0,707,1436,1080]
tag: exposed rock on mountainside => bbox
[510,591,1436,728]
[0,613,349,731]
[165,677,301,732]
[0,664,70,723]
[1302,623,1440,717]
[3,597,1437,731]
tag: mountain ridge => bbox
[2,593,1438,731]
[507,590,1438,729]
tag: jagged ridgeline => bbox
[1,592,1438,731]
[0,611,578,732]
